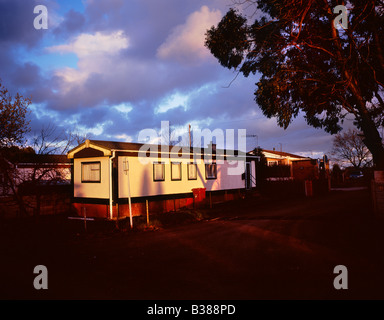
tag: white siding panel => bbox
[118,156,246,198]
[74,157,110,199]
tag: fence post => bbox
[146,199,149,226]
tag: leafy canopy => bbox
[205,0,384,135]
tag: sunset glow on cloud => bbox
[157,6,222,64]
[0,0,344,156]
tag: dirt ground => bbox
[1,188,383,300]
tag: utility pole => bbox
[188,124,191,147]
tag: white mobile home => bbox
[67,140,257,219]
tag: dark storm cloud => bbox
[84,0,190,42]
[0,0,338,156]
[0,0,43,47]
[0,49,17,85]
[53,9,85,38]
[0,0,40,85]
[4,0,229,137]
[11,62,41,87]
[0,0,52,100]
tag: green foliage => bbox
[205,8,249,70]
[205,1,384,168]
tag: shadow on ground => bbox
[1,189,383,300]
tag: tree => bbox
[0,81,31,147]
[1,124,86,217]
[331,129,372,168]
[205,1,384,169]
[32,123,86,156]
[0,82,31,215]
[23,124,87,216]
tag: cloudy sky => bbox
[1,0,355,158]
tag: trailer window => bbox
[81,162,101,183]
[171,162,182,181]
[153,163,165,181]
[205,163,217,179]
[187,163,197,180]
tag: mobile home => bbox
[67,140,258,219]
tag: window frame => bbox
[187,163,197,180]
[268,160,278,167]
[171,162,182,181]
[153,162,165,182]
[81,161,101,183]
[205,163,217,180]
